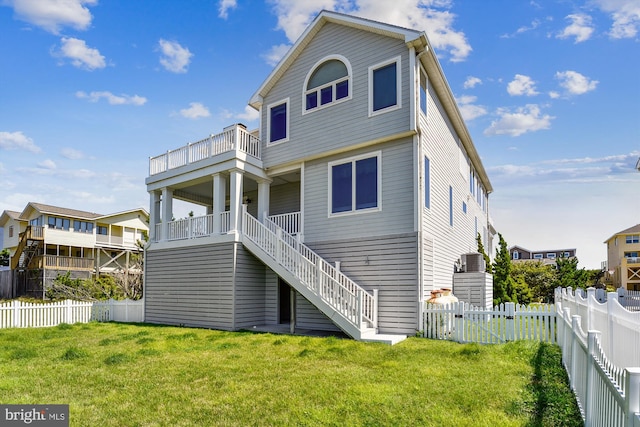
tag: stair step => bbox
[359,331,407,345]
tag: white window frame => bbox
[266,97,290,145]
[563,251,571,258]
[533,253,543,259]
[368,56,402,117]
[302,55,352,115]
[626,235,640,244]
[328,151,382,218]
[546,253,557,259]
[513,251,519,260]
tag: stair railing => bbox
[242,208,377,330]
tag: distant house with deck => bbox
[509,245,576,265]
[0,202,148,298]
[603,224,640,291]
[144,11,494,344]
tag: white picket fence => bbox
[423,301,556,344]
[555,287,640,427]
[0,299,144,328]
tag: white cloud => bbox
[38,159,56,169]
[267,1,472,63]
[8,0,96,34]
[179,102,211,119]
[592,0,640,39]
[555,70,598,95]
[235,105,260,122]
[557,14,594,43]
[507,74,539,96]
[456,95,487,121]
[54,37,106,70]
[548,91,560,99]
[218,0,237,19]
[484,104,554,137]
[61,147,84,159]
[261,43,291,67]
[158,39,193,73]
[76,91,147,105]
[0,131,41,153]
[463,76,482,89]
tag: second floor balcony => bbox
[148,124,261,177]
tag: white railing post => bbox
[65,299,72,324]
[586,287,595,331]
[625,368,640,427]
[505,302,516,341]
[454,302,465,342]
[315,258,323,296]
[12,299,20,328]
[607,291,618,367]
[358,290,363,328]
[372,289,378,330]
[585,330,601,427]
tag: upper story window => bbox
[533,253,543,259]
[97,226,108,235]
[419,70,427,115]
[8,226,13,238]
[304,56,351,113]
[563,251,571,257]
[267,98,289,144]
[47,216,70,230]
[74,220,94,234]
[424,156,430,209]
[30,217,42,227]
[512,251,519,260]
[369,56,401,116]
[626,235,639,244]
[329,152,381,216]
[547,253,557,259]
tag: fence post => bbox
[66,299,73,324]
[586,287,595,331]
[505,302,516,341]
[585,330,601,427]
[12,299,20,328]
[454,302,464,343]
[624,368,640,427]
[607,292,618,367]
[569,315,581,391]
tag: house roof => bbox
[509,245,576,254]
[0,210,21,227]
[604,223,640,243]
[19,202,104,221]
[248,9,492,194]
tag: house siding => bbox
[233,244,266,328]
[295,293,342,332]
[145,243,235,329]
[303,137,415,243]
[261,23,410,168]
[421,80,489,290]
[307,232,419,335]
[269,181,301,215]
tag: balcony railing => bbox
[266,212,300,235]
[153,212,232,242]
[42,255,95,271]
[625,257,640,265]
[149,125,260,176]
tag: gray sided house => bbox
[144,11,493,344]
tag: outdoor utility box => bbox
[453,271,493,309]
[461,252,486,273]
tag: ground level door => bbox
[278,278,291,324]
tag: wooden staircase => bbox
[11,226,44,270]
[241,209,405,345]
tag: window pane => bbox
[355,157,377,210]
[373,62,397,111]
[48,217,55,227]
[306,92,317,110]
[56,217,63,229]
[332,163,352,213]
[308,60,348,90]
[63,219,70,230]
[270,103,287,142]
[87,223,93,233]
[74,220,81,231]
[336,80,348,99]
[320,86,333,105]
[420,73,427,114]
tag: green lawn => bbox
[0,322,581,426]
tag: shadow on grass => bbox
[527,342,582,427]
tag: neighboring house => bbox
[509,245,577,265]
[603,224,640,291]
[0,202,149,298]
[144,11,493,344]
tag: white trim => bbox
[266,97,290,145]
[302,54,352,115]
[327,151,382,218]
[368,55,402,117]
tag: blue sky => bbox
[0,0,638,269]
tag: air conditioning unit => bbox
[461,252,486,273]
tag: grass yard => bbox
[0,322,581,426]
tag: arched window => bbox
[304,56,351,112]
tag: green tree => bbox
[553,256,589,291]
[476,233,491,271]
[493,233,519,305]
[0,248,9,267]
[511,261,556,303]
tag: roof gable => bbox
[249,10,425,109]
[0,210,22,227]
[605,223,640,242]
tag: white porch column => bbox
[257,178,271,222]
[212,173,226,233]
[149,191,161,241]
[161,187,173,241]
[229,168,243,234]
